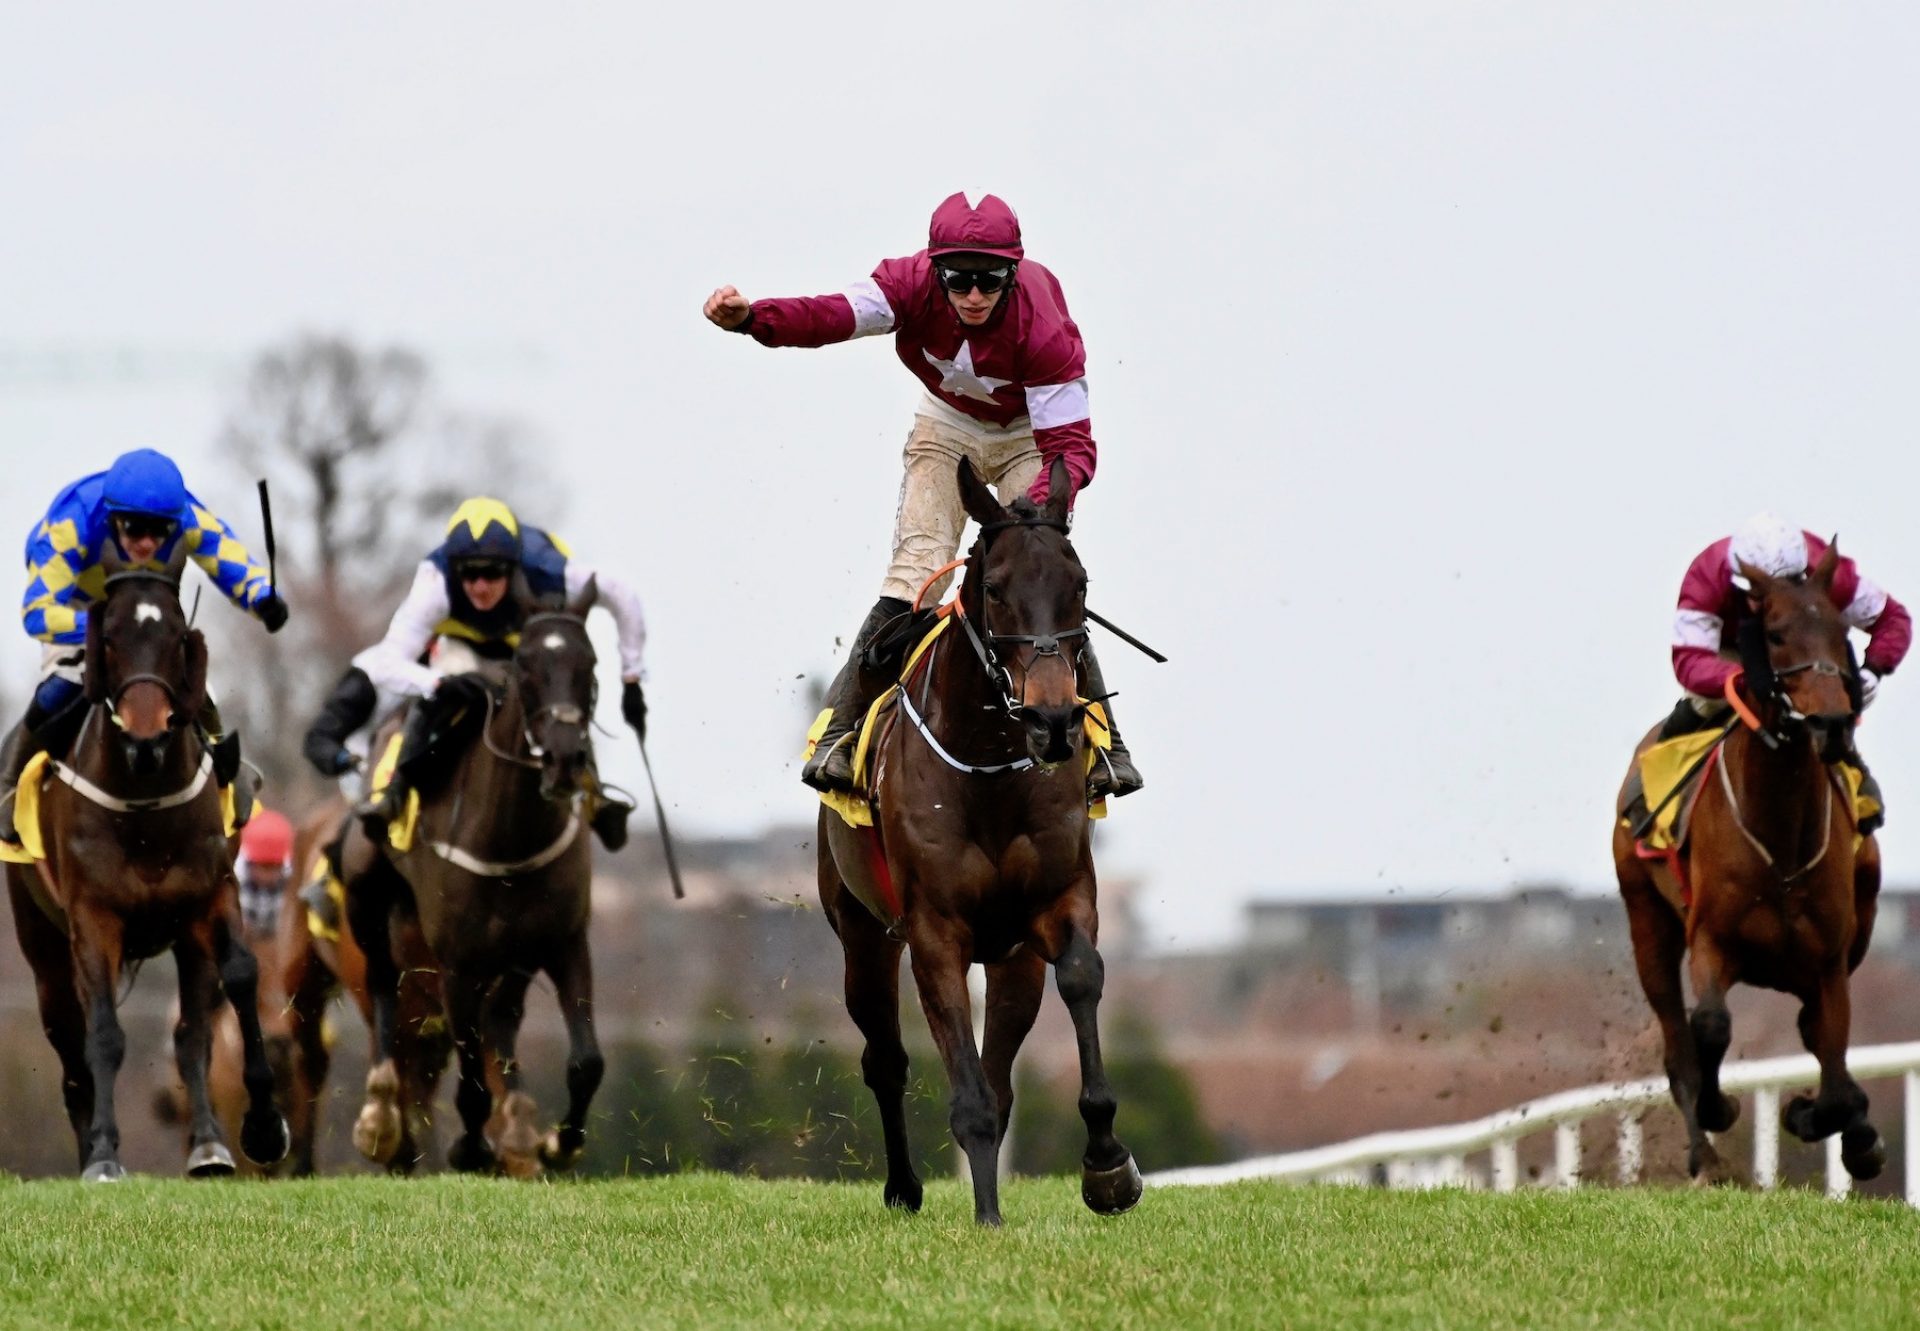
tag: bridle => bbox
[952,516,1091,721]
[99,569,191,724]
[481,610,598,770]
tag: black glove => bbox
[257,593,289,634]
[622,680,647,741]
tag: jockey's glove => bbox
[257,593,290,633]
[622,680,647,741]
[1860,668,1881,709]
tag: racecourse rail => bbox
[1146,1041,1920,1204]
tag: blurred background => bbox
[3,2,1918,1188]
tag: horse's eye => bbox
[1768,631,1787,647]
[984,582,1003,601]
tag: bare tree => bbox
[216,332,561,805]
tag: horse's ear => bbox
[1042,458,1071,526]
[508,568,537,617]
[83,611,107,704]
[98,538,125,581]
[957,458,1005,529]
[568,574,598,619]
[1737,561,1773,600]
[162,534,191,584]
[180,629,209,723]
[1812,536,1841,591]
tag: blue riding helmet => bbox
[101,449,190,520]
[443,496,523,566]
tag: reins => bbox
[1713,670,1851,884]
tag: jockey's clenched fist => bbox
[703,285,752,331]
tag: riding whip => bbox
[256,479,277,594]
[638,738,686,900]
[1086,608,1168,664]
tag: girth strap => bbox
[427,814,580,878]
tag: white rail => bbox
[1148,1041,1920,1204]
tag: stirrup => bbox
[801,731,858,794]
[1087,748,1144,801]
[355,788,403,841]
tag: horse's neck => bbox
[73,705,201,795]
[441,683,568,855]
[1728,726,1831,866]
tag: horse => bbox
[341,582,605,1176]
[818,457,1142,1226]
[1614,541,1885,1183]
[3,542,288,1179]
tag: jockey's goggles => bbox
[457,561,512,582]
[936,265,1013,295]
[112,514,176,542]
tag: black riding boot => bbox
[305,666,377,778]
[356,701,437,842]
[1656,696,1723,742]
[801,597,914,794]
[586,759,636,852]
[1080,642,1144,800]
[0,711,45,848]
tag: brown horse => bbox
[342,584,604,1176]
[819,458,1142,1226]
[4,545,288,1179]
[1615,541,1884,1182]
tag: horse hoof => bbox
[1082,1153,1144,1216]
[1687,1143,1735,1185]
[186,1141,236,1178]
[242,1112,290,1167]
[354,1065,403,1164]
[81,1160,128,1184]
[538,1127,586,1173]
[448,1135,498,1175]
[1782,1093,1821,1143]
[884,1177,923,1212]
[1843,1127,1887,1181]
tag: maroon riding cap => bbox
[928,192,1024,262]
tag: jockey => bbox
[1660,512,1910,828]
[236,806,295,941]
[703,191,1142,801]
[303,496,649,851]
[0,448,288,845]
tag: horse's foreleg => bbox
[172,930,233,1176]
[540,935,603,1173]
[1850,838,1881,974]
[10,872,92,1168]
[908,919,1003,1226]
[345,863,406,1166]
[1621,875,1722,1179]
[1786,964,1884,1178]
[443,967,497,1174]
[483,967,541,1177]
[68,905,129,1181]
[1052,922,1142,1216]
[212,908,289,1168]
[981,950,1046,1149]
[839,907,918,1211]
[283,943,333,1177]
[1684,929,1741,1139]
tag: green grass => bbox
[2,1174,1918,1330]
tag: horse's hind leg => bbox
[1850,837,1881,973]
[539,932,604,1173]
[344,850,407,1167]
[1621,866,1727,1179]
[9,871,93,1168]
[1685,931,1742,1139]
[907,922,1003,1225]
[1047,915,1143,1216]
[282,937,334,1177]
[981,950,1046,1148]
[212,905,290,1167]
[1785,964,1884,1179]
[173,928,235,1177]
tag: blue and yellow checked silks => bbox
[20,473,272,645]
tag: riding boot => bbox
[0,710,46,848]
[356,702,437,842]
[1080,642,1144,800]
[585,761,636,852]
[1656,696,1724,742]
[801,597,913,794]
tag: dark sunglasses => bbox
[113,515,176,542]
[458,562,511,583]
[936,265,1013,295]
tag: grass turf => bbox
[1,1173,1917,1330]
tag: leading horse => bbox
[1615,542,1885,1182]
[5,543,288,1179]
[343,582,605,1176]
[820,458,1142,1226]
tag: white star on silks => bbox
[923,341,1011,404]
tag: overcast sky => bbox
[3,3,1917,949]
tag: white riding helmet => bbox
[1728,511,1809,589]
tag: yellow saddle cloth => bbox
[1,750,255,865]
[1624,729,1880,853]
[805,615,1113,831]
[367,730,423,852]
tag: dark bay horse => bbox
[1614,542,1884,1182]
[819,458,1141,1226]
[4,544,288,1179]
[343,583,605,1176]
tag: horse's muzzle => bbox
[1020,703,1085,768]
[1806,712,1853,764]
[123,730,174,775]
